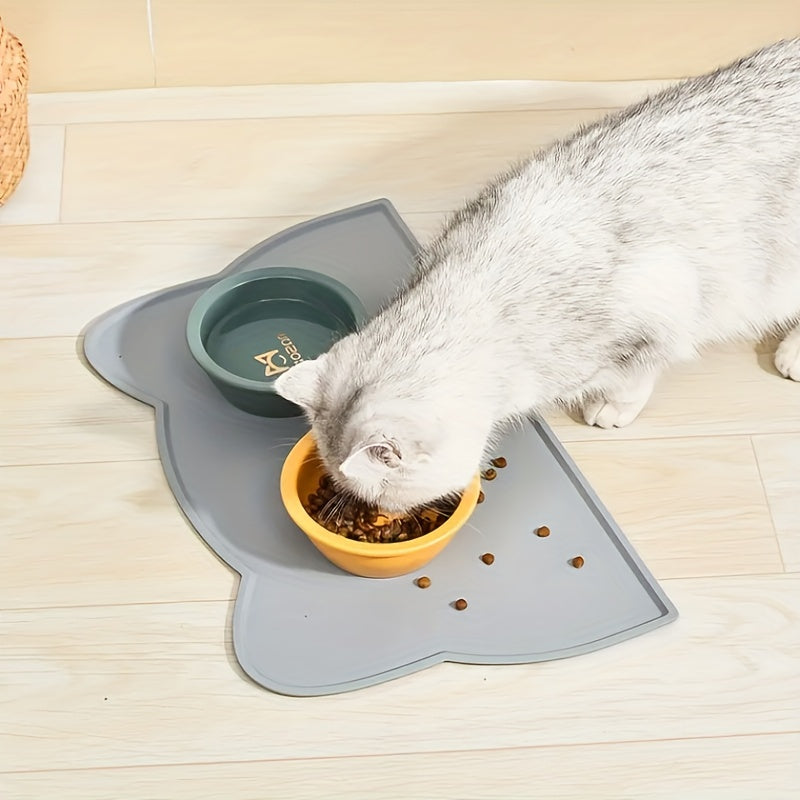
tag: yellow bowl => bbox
[280,432,481,578]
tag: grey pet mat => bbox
[82,199,677,696]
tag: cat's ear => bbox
[340,440,402,483]
[273,357,326,411]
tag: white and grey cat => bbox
[277,38,800,513]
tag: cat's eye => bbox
[370,442,402,468]
[372,445,391,464]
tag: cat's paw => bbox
[775,331,800,381]
[581,373,655,429]
[582,398,645,429]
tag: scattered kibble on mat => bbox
[304,474,459,543]
[454,598,468,611]
[482,468,497,481]
[480,553,495,565]
[490,456,507,468]
[535,525,551,537]
[477,490,485,504]
[571,555,585,568]
[416,576,431,589]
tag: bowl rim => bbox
[186,266,366,393]
[280,431,482,558]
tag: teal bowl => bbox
[186,266,365,417]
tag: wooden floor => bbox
[1,81,799,799]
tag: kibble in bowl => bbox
[280,432,482,578]
[304,474,457,544]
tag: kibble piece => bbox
[454,598,468,611]
[482,468,497,481]
[490,456,507,469]
[477,490,485,504]
[571,555,585,569]
[535,525,551,537]
[480,553,495,565]
[416,576,431,589]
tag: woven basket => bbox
[0,16,29,206]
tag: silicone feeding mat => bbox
[82,199,677,696]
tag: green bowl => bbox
[186,266,365,417]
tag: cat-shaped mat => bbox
[82,199,677,696]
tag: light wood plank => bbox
[4,0,798,93]
[0,0,154,93]
[753,434,800,572]
[151,0,798,86]
[0,214,445,339]
[1,575,797,772]
[0,338,156,467]
[547,347,800,441]
[564,436,783,579]
[60,110,606,223]
[0,460,233,610]
[3,733,798,800]
[28,79,672,125]
[0,126,64,226]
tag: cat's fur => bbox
[276,38,800,512]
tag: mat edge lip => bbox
[184,265,368,394]
[231,575,678,697]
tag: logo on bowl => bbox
[253,333,305,377]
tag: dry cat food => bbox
[480,553,495,565]
[416,576,432,589]
[490,456,507,469]
[477,490,485,504]
[304,474,459,543]
[535,525,551,537]
[454,598,468,611]
[482,468,497,481]
[571,555,585,569]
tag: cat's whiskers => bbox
[320,490,351,527]
[263,441,296,453]
[331,494,349,527]
[406,510,425,536]
[318,492,341,524]
[296,454,324,470]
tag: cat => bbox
[276,38,800,513]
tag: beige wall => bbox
[3,0,799,93]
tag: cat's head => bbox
[274,353,488,512]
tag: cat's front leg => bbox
[581,371,657,429]
[775,323,800,381]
